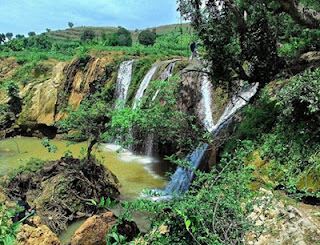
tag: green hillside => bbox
[48,23,191,42]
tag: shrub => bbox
[277,68,320,124]
[138,30,156,46]
[81,29,96,42]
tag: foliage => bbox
[80,29,96,42]
[106,226,126,245]
[41,139,58,153]
[121,141,264,245]
[5,33,13,41]
[0,204,22,245]
[138,30,157,46]
[178,0,280,88]
[107,78,203,154]
[106,27,132,47]
[8,158,45,178]
[116,27,132,47]
[4,80,22,116]
[277,69,320,124]
[0,34,5,44]
[225,69,320,197]
[15,34,24,39]
[28,31,36,37]
[68,22,74,28]
[56,91,108,160]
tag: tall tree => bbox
[178,0,280,88]
[5,32,13,41]
[68,22,74,28]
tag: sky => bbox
[0,0,181,36]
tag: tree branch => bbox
[278,0,320,29]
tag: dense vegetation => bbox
[0,0,320,244]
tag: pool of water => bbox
[0,137,170,244]
[0,137,168,197]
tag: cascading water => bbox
[201,73,215,132]
[146,81,259,200]
[115,60,135,109]
[132,66,158,109]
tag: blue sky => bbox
[0,0,180,36]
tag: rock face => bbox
[16,216,61,245]
[18,56,110,127]
[70,212,139,245]
[246,189,320,245]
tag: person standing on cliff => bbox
[189,40,200,61]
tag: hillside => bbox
[47,23,191,42]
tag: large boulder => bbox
[70,212,139,245]
[16,216,61,245]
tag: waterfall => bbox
[201,73,215,132]
[115,60,135,109]
[132,66,158,109]
[145,82,259,200]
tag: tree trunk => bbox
[87,138,97,161]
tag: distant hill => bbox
[47,23,191,42]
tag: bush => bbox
[81,29,96,42]
[117,27,132,47]
[138,30,156,46]
[277,69,320,124]
[106,27,132,47]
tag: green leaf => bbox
[185,219,191,230]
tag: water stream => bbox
[115,60,135,109]
[147,82,259,200]
[132,66,158,109]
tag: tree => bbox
[28,31,36,37]
[138,29,157,46]
[15,34,25,39]
[116,27,132,46]
[68,22,74,28]
[46,28,51,32]
[57,93,107,160]
[178,0,281,88]
[0,33,5,44]
[5,32,13,41]
[80,29,96,42]
[5,81,22,116]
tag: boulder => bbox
[16,216,61,245]
[70,212,139,245]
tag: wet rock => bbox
[16,216,61,245]
[70,212,139,245]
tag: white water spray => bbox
[115,60,135,109]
